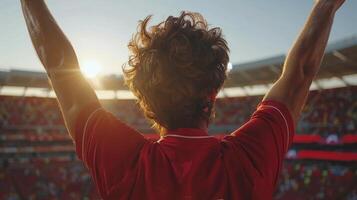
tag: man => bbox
[21,0,345,199]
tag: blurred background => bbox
[0,0,357,199]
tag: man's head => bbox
[123,11,229,133]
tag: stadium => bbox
[1,0,357,199]
[0,34,356,199]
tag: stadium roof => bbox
[0,35,356,94]
[225,35,357,87]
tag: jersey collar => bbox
[163,128,209,137]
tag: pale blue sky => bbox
[0,0,356,75]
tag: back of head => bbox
[123,11,229,133]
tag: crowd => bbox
[1,159,356,200]
[298,87,357,136]
[0,86,355,135]
[0,96,64,127]
[0,86,356,199]
[275,161,357,200]
[0,159,99,200]
[211,86,357,136]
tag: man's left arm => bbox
[264,0,346,124]
[226,0,346,191]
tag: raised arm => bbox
[264,0,345,123]
[21,0,100,138]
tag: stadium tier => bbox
[275,161,357,200]
[0,160,99,200]
[1,160,356,200]
[0,0,356,198]
[1,86,355,136]
[0,86,356,199]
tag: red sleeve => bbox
[223,100,295,187]
[74,102,147,198]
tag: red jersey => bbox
[75,100,294,200]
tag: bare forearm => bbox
[284,1,338,79]
[21,0,99,137]
[264,0,345,122]
[21,0,78,71]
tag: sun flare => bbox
[81,60,102,78]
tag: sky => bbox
[0,0,357,76]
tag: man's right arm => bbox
[21,0,100,139]
[21,2,147,197]
[264,0,345,124]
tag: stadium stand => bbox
[0,86,355,135]
[0,36,356,199]
[0,86,356,199]
[275,161,357,200]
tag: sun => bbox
[81,60,102,78]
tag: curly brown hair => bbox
[123,11,229,133]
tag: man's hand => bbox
[263,0,346,124]
[315,0,345,12]
[21,0,100,139]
